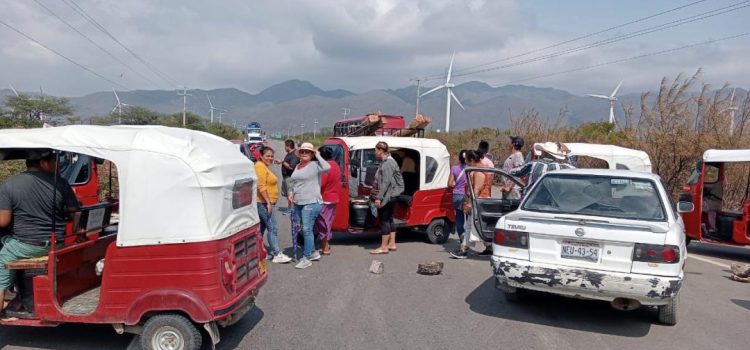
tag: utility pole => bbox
[410,77,424,116]
[177,86,192,127]
[300,123,305,136]
[313,118,318,138]
[218,111,225,124]
[233,120,237,129]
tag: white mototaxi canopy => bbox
[0,125,259,247]
[702,149,750,163]
[330,136,450,190]
[533,142,653,173]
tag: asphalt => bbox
[1,139,748,350]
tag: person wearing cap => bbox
[0,149,79,317]
[289,142,331,269]
[510,141,576,190]
[501,136,526,200]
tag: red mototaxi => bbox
[322,136,455,243]
[0,125,267,350]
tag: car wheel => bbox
[426,218,449,244]
[657,296,678,326]
[141,313,203,350]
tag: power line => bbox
[431,1,749,81]
[60,0,181,88]
[0,17,128,89]
[448,0,709,76]
[32,0,160,87]
[502,33,750,85]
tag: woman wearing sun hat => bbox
[289,142,331,269]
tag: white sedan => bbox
[465,168,688,325]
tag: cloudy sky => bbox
[1,0,748,97]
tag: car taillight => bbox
[633,243,680,264]
[494,229,528,249]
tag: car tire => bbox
[141,313,203,350]
[657,296,678,326]
[426,218,449,244]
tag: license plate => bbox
[561,240,600,262]
[259,259,267,274]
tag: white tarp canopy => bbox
[0,125,258,247]
[332,136,451,190]
[703,149,750,163]
[562,143,652,173]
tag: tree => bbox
[206,123,242,140]
[4,94,73,121]
[117,106,162,125]
[160,112,206,131]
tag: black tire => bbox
[426,218,449,244]
[657,297,678,326]
[503,289,524,302]
[141,313,203,350]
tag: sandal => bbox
[321,250,332,255]
[388,247,397,251]
[369,248,389,254]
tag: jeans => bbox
[257,202,281,256]
[294,202,322,258]
[452,194,466,238]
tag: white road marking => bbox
[688,254,732,269]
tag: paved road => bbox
[1,139,749,350]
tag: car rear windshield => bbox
[522,174,666,221]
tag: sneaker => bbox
[449,249,468,259]
[478,247,493,256]
[295,257,312,269]
[272,253,293,264]
[309,251,321,261]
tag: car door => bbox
[465,167,525,242]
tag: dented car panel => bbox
[491,256,683,305]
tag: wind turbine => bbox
[588,81,623,124]
[207,95,226,123]
[8,83,19,97]
[112,89,130,124]
[721,88,740,135]
[420,52,464,133]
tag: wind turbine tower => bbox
[721,88,740,135]
[587,81,623,124]
[112,89,130,124]
[206,94,226,123]
[420,52,464,133]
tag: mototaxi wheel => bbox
[141,313,203,350]
[426,218,450,244]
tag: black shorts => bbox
[378,200,396,235]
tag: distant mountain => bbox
[1,81,745,133]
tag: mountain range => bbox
[0,79,745,132]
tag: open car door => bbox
[465,167,525,242]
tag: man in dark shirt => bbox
[0,149,79,315]
[280,139,300,214]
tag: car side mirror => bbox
[677,201,694,213]
[350,165,359,178]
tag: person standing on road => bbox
[315,146,341,255]
[448,150,468,241]
[501,136,525,200]
[370,141,405,255]
[255,146,293,264]
[281,140,300,215]
[510,142,575,190]
[289,142,331,269]
[450,150,487,259]
[475,140,495,256]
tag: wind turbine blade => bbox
[112,106,118,113]
[610,80,623,98]
[8,83,19,97]
[587,94,610,99]
[450,89,465,110]
[207,94,214,108]
[421,85,445,97]
[112,88,121,104]
[446,52,455,84]
[730,88,736,105]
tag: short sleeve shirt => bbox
[0,171,79,242]
[502,151,525,185]
[282,151,300,178]
[450,165,467,195]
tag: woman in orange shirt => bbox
[255,147,292,264]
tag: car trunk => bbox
[510,214,668,273]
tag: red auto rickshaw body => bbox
[323,136,454,244]
[680,149,750,246]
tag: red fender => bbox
[126,289,212,325]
